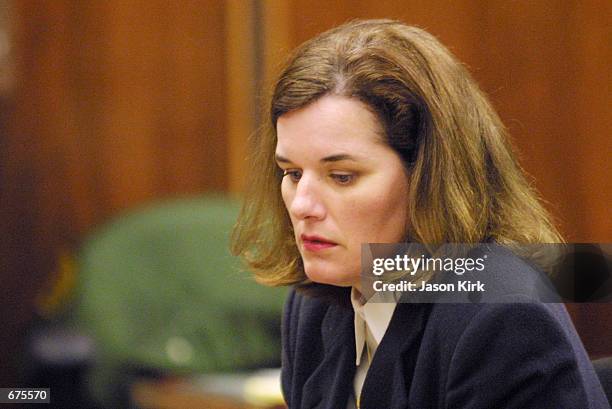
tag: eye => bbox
[282,170,302,183]
[331,173,355,185]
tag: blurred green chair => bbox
[70,195,287,407]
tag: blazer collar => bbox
[300,300,356,409]
[359,302,432,409]
[300,296,431,409]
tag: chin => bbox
[303,264,356,288]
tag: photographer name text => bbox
[373,280,485,292]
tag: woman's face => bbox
[275,95,410,290]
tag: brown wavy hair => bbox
[231,19,563,287]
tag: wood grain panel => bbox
[570,0,611,242]
[12,0,228,235]
[4,0,230,384]
[226,0,257,193]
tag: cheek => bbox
[344,184,408,242]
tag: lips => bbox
[300,234,338,252]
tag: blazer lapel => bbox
[359,302,432,409]
[300,302,356,409]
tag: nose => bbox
[289,174,326,220]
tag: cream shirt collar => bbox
[350,287,397,365]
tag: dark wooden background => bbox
[1,0,609,385]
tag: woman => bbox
[231,19,609,408]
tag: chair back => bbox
[72,195,287,404]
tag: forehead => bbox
[275,95,385,155]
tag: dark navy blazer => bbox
[281,248,610,409]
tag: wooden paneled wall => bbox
[1,0,610,384]
[13,0,228,238]
[4,0,232,385]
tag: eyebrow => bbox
[274,153,361,164]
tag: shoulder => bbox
[435,299,577,359]
[283,286,346,330]
[280,286,354,407]
[423,300,608,408]
[412,245,609,407]
[470,244,561,302]
[427,295,573,341]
